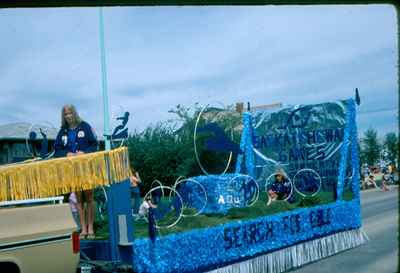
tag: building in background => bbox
[0,122,106,165]
[0,122,58,164]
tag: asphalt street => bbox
[292,186,399,273]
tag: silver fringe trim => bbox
[206,229,369,273]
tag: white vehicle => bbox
[0,197,80,273]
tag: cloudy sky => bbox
[0,4,397,138]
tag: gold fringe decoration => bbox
[0,147,131,201]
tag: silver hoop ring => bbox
[150,180,165,198]
[345,167,355,190]
[25,122,56,159]
[228,174,259,207]
[193,102,233,176]
[264,172,294,203]
[98,186,108,220]
[293,168,322,197]
[143,186,183,229]
[170,176,186,196]
[101,186,108,203]
[172,178,208,217]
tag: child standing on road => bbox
[361,164,370,190]
[381,170,390,191]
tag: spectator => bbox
[379,159,387,173]
[381,170,391,191]
[388,164,396,183]
[361,164,370,188]
[365,175,378,189]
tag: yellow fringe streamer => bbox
[0,147,131,201]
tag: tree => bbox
[383,132,398,165]
[361,128,381,166]
[126,103,242,195]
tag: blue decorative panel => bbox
[133,199,361,273]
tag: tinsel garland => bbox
[206,229,368,273]
[132,100,363,273]
[336,99,353,200]
[0,147,130,201]
[132,199,362,273]
[235,112,254,177]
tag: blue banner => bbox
[133,199,361,273]
[251,101,349,193]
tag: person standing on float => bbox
[54,104,98,239]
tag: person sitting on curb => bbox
[366,174,379,189]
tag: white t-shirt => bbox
[138,200,151,216]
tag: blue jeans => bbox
[131,186,141,214]
[71,211,81,232]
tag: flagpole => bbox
[99,7,119,270]
[99,6,111,151]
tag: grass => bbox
[94,188,354,240]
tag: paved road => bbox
[292,186,399,273]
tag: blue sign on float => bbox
[133,199,361,273]
[191,174,257,214]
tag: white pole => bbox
[99,7,111,151]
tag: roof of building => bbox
[0,122,58,141]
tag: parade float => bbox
[0,95,368,273]
[127,98,368,273]
[0,1,372,271]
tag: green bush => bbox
[126,104,241,195]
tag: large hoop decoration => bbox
[193,102,233,176]
[344,167,355,190]
[95,186,108,220]
[143,186,183,229]
[293,168,322,197]
[168,176,186,199]
[172,176,186,190]
[172,178,208,217]
[228,174,259,207]
[150,179,165,198]
[25,122,56,159]
[264,172,294,205]
[254,163,278,188]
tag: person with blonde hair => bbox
[54,104,98,239]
